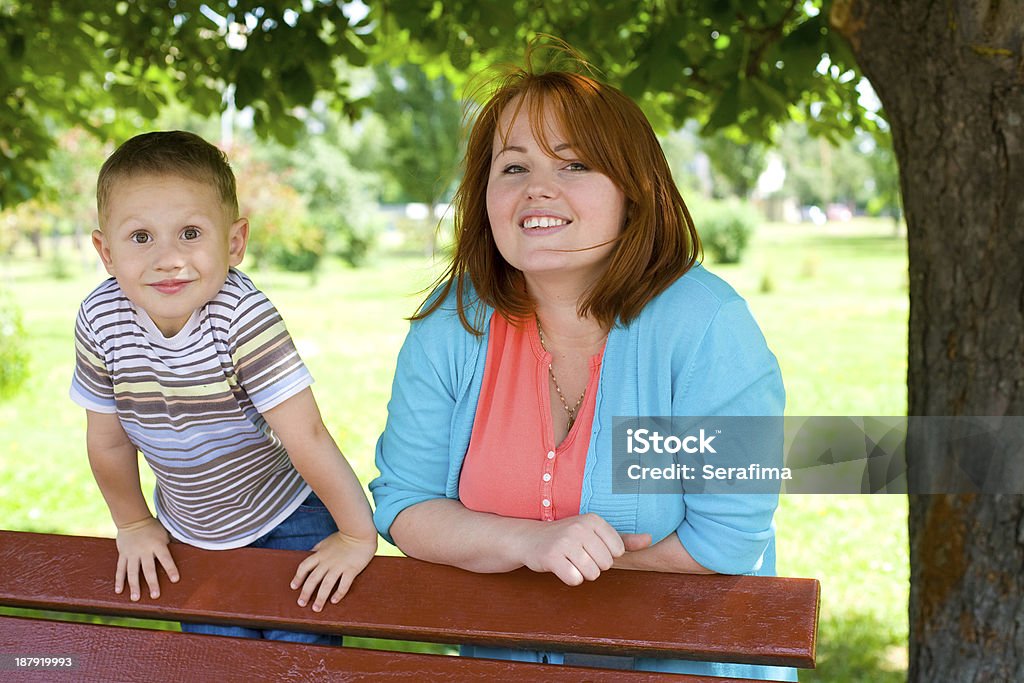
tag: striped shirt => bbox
[70,269,313,549]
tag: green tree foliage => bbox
[0,0,372,208]
[777,121,874,209]
[0,2,120,207]
[1,1,869,210]
[699,131,768,198]
[372,64,461,204]
[371,0,869,139]
[256,103,388,266]
[658,126,704,196]
[371,63,462,254]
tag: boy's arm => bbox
[262,388,378,612]
[85,410,179,600]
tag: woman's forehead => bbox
[493,95,570,149]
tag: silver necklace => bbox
[536,317,587,432]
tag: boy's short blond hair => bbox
[97,131,238,226]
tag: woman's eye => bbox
[565,161,588,172]
[181,227,200,240]
[130,232,151,244]
[502,164,526,174]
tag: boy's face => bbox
[93,173,248,337]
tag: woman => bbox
[370,64,791,680]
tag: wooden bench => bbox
[0,530,818,681]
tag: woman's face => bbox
[485,97,626,288]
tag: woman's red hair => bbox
[415,65,700,334]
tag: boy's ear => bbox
[91,229,116,276]
[228,217,249,267]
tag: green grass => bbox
[0,218,909,679]
[714,220,910,682]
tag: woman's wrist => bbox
[613,533,715,574]
[497,516,541,569]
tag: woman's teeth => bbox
[523,217,567,229]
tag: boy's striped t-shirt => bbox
[70,269,314,549]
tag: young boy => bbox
[70,130,377,644]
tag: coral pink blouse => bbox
[458,313,604,522]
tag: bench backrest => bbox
[0,530,818,669]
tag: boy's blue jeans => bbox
[179,491,343,645]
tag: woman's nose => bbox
[526,170,559,200]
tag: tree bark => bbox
[831,1,1024,680]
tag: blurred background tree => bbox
[371,63,462,255]
[699,132,768,200]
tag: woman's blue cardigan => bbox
[370,264,794,680]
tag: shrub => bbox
[690,197,760,265]
[270,223,326,273]
[239,169,324,274]
[337,229,374,268]
[0,293,30,399]
[316,211,380,268]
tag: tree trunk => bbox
[832,1,1024,680]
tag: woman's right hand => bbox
[515,513,651,585]
[114,516,179,601]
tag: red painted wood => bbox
[0,530,818,667]
[0,616,748,682]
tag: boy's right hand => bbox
[114,516,180,601]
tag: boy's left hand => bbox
[290,532,377,612]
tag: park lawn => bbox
[0,218,908,680]
[718,220,909,682]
